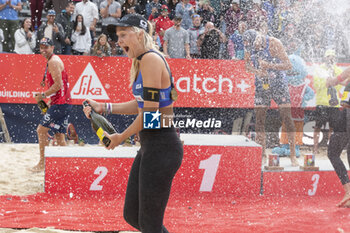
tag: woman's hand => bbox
[82,99,103,118]
[104,132,123,150]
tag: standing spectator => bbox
[0,28,3,52]
[302,23,327,63]
[35,9,65,54]
[197,0,216,25]
[74,0,98,46]
[29,0,44,31]
[163,16,190,59]
[246,0,267,31]
[71,14,91,55]
[280,23,303,56]
[197,21,226,59]
[145,0,161,20]
[187,14,204,58]
[0,0,22,52]
[100,0,121,54]
[228,20,247,60]
[90,33,111,57]
[52,0,68,14]
[121,0,136,17]
[175,0,194,30]
[155,4,173,48]
[166,0,178,20]
[312,49,343,156]
[56,1,75,55]
[223,0,243,37]
[14,17,36,54]
[261,0,275,33]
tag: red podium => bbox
[45,134,263,197]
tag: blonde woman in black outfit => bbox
[83,14,183,232]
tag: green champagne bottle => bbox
[327,86,339,106]
[37,100,48,114]
[83,101,116,147]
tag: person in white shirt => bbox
[14,17,36,54]
[74,0,99,45]
[71,14,91,55]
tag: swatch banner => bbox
[0,53,348,108]
[0,54,255,108]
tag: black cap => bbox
[110,14,149,33]
[40,37,54,46]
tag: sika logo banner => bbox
[70,63,110,100]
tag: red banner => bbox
[0,54,255,108]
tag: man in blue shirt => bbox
[0,0,22,52]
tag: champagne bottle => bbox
[83,101,116,147]
[327,86,339,106]
[37,100,48,114]
[341,82,350,108]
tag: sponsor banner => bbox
[0,54,349,108]
[0,54,254,108]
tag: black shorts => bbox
[314,105,341,129]
[254,74,291,106]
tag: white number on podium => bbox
[90,166,108,191]
[199,154,222,192]
[308,174,320,196]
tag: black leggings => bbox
[123,128,183,233]
[328,108,350,185]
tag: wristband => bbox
[104,103,112,115]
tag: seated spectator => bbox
[121,0,136,17]
[188,14,204,58]
[246,0,267,31]
[74,0,99,46]
[280,23,303,55]
[163,16,190,59]
[0,28,3,53]
[100,0,121,54]
[14,17,36,54]
[166,0,178,20]
[145,0,161,20]
[175,0,194,30]
[198,21,226,59]
[35,10,65,54]
[71,14,91,55]
[228,20,246,60]
[90,33,111,57]
[197,0,216,26]
[223,0,243,37]
[155,5,174,48]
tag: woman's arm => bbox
[106,53,163,149]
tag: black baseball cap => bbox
[40,37,54,46]
[110,14,149,33]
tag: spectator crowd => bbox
[0,0,349,62]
